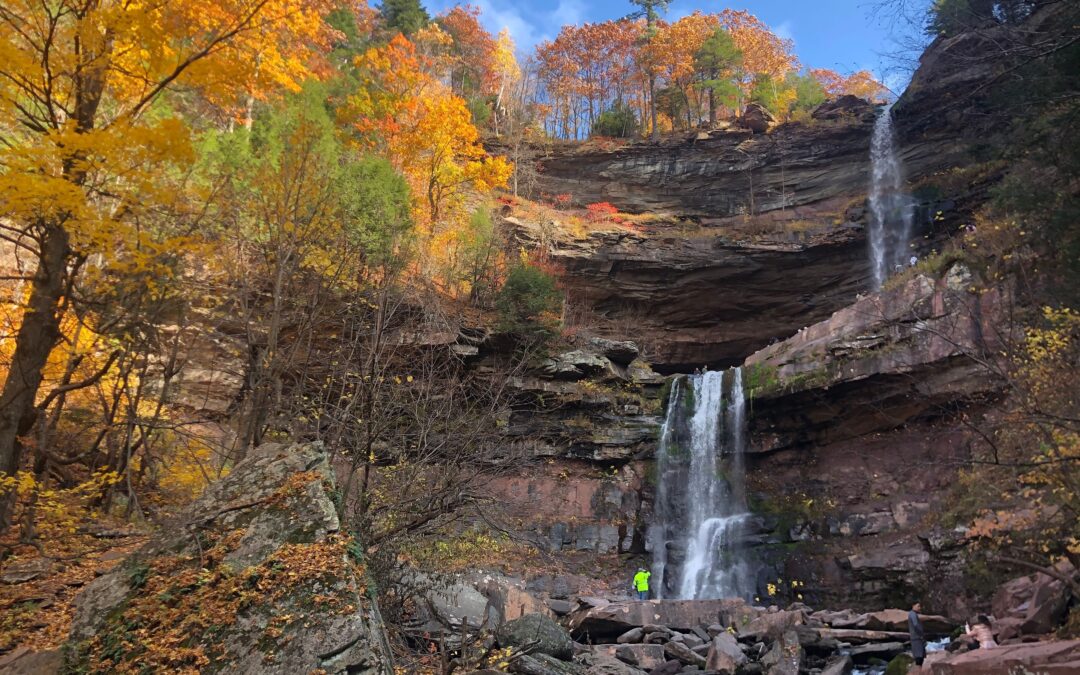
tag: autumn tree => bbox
[437,5,497,100]
[645,12,721,128]
[343,34,511,290]
[810,68,889,102]
[533,9,799,136]
[536,20,640,138]
[0,0,335,528]
[200,86,413,461]
[630,0,671,137]
[491,29,523,135]
[717,9,798,102]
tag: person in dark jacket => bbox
[909,602,927,665]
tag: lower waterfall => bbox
[649,368,753,600]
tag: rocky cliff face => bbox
[489,7,1031,612]
[744,264,1005,453]
[729,264,1007,612]
[519,86,976,371]
[516,216,869,371]
[535,100,878,218]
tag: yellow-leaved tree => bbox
[343,34,511,288]
[0,0,336,528]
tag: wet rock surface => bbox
[567,599,753,639]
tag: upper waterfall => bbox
[867,103,915,290]
[649,368,753,600]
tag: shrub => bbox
[496,263,562,342]
[585,202,620,222]
[591,101,639,138]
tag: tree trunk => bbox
[649,75,658,138]
[0,224,70,529]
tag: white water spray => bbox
[650,368,752,600]
[867,103,915,290]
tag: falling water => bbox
[649,368,752,600]
[867,103,915,290]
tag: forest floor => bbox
[0,524,147,654]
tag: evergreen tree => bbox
[381,0,430,36]
[591,100,640,138]
[694,28,743,123]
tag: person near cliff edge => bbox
[632,568,651,600]
[909,602,927,666]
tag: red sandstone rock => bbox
[567,599,756,639]
[991,560,1076,637]
[925,639,1080,675]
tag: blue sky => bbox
[422,0,927,93]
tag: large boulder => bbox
[567,599,754,639]
[705,631,747,673]
[853,609,956,635]
[817,628,910,644]
[737,102,776,133]
[497,614,575,661]
[415,571,553,634]
[61,442,391,674]
[848,641,905,664]
[574,650,647,674]
[811,95,873,121]
[0,648,62,674]
[991,560,1077,637]
[591,644,666,670]
[738,609,805,641]
[820,654,853,675]
[926,639,1080,674]
[588,337,640,365]
[509,653,584,675]
[761,629,802,675]
[663,640,706,668]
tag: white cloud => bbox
[442,0,587,51]
[773,20,795,43]
[551,0,585,28]
[472,0,541,48]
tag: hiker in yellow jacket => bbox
[632,567,651,600]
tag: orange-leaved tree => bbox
[644,12,721,128]
[0,0,336,528]
[810,68,889,102]
[344,34,511,260]
[437,4,497,100]
[717,9,798,102]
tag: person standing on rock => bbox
[909,602,927,666]
[632,567,651,600]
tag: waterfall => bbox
[867,103,915,290]
[649,368,752,600]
